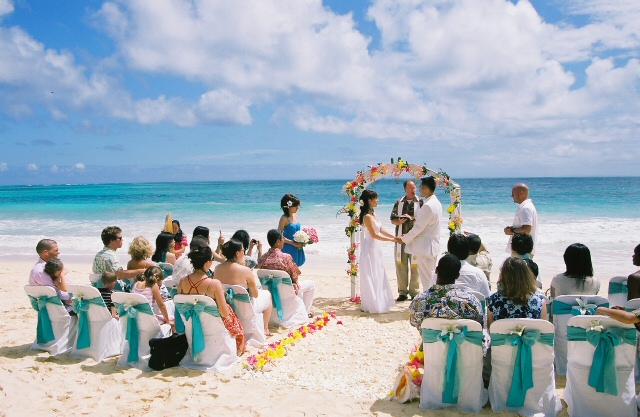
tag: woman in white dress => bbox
[359,189,396,313]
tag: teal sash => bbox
[491,329,554,407]
[71,296,107,349]
[553,300,608,316]
[175,302,221,358]
[114,302,154,362]
[259,275,293,321]
[422,326,483,404]
[225,288,251,313]
[166,287,185,333]
[608,282,628,295]
[567,326,637,395]
[28,295,63,344]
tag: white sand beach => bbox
[0,253,595,417]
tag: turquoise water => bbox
[1,177,639,280]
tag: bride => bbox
[358,189,396,313]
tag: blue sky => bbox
[0,0,639,185]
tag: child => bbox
[98,271,119,319]
[132,266,175,330]
[43,258,73,312]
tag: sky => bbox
[0,0,639,185]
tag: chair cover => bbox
[174,294,239,372]
[67,284,122,362]
[563,315,637,417]
[163,278,184,333]
[551,294,609,375]
[24,285,78,356]
[607,276,628,307]
[157,262,174,279]
[112,292,171,369]
[467,290,486,328]
[419,318,487,412]
[488,318,560,417]
[223,284,266,348]
[255,269,308,328]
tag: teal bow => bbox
[608,282,628,295]
[491,329,553,407]
[28,295,63,344]
[225,288,251,313]
[553,300,608,316]
[259,275,293,321]
[71,296,107,349]
[114,302,154,362]
[422,326,483,404]
[567,325,637,395]
[175,302,221,358]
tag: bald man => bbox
[504,183,538,254]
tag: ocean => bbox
[1,177,639,284]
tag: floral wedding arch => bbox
[338,158,463,299]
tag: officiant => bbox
[390,180,422,302]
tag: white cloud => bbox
[0,0,13,18]
[50,165,59,173]
[26,163,38,171]
[0,162,7,171]
[74,163,85,171]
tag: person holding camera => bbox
[231,230,263,269]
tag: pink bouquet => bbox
[303,227,319,244]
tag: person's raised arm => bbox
[596,306,640,324]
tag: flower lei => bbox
[339,157,462,280]
[243,312,341,371]
[387,344,424,399]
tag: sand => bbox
[0,255,595,417]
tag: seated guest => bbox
[511,233,542,288]
[126,236,155,270]
[447,234,490,297]
[257,229,315,316]
[29,239,73,311]
[231,229,263,269]
[625,244,640,301]
[215,239,274,336]
[172,220,188,259]
[98,272,119,318]
[152,231,177,265]
[487,257,548,328]
[409,254,483,332]
[178,246,245,355]
[173,236,209,281]
[191,226,226,263]
[466,233,493,281]
[132,266,175,330]
[93,226,146,289]
[550,243,600,298]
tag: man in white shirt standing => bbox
[504,183,538,254]
[447,234,491,297]
[398,176,443,291]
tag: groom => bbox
[397,176,443,291]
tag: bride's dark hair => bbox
[358,189,378,225]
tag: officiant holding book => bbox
[390,180,422,301]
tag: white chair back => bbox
[111,292,171,369]
[223,284,266,348]
[157,262,174,279]
[608,276,628,307]
[419,318,486,412]
[488,318,561,416]
[89,273,102,287]
[552,294,609,375]
[563,315,637,417]
[173,294,239,372]
[255,269,308,328]
[24,285,77,356]
[67,284,122,362]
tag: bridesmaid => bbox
[277,193,305,266]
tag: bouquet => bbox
[303,227,319,244]
[293,228,319,247]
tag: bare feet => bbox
[265,328,273,337]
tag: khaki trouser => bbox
[396,243,420,296]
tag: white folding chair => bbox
[67,284,122,362]
[564,315,637,417]
[255,269,308,328]
[551,294,609,375]
[162,278,184,334]
[174,294,239,372]
[608,276,628,307]
[419,318,487,412]
[467,290,486,328]
[223,284,266,348]
[157,262,174,280]
[111,292,171,369]
[24,285,77,356]
[489,318,560,417]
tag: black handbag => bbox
[148,333,188,371]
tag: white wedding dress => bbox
[360,217,395,314]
